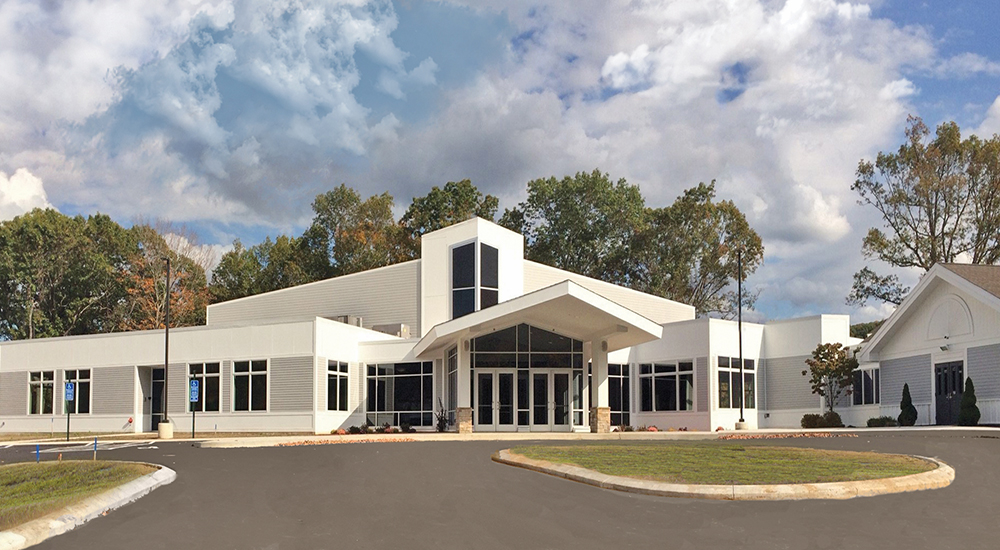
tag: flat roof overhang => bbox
[412,281,664,358]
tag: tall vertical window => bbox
[328,361,349,411]
[189,363,220,412]
[451,241,500,318]
[64,370,91,414]
[29,371,54,415]
[717,357,755,409]
[367,362,434,427]
[234,360,267,411]
[447,347,458,425]
[608,364,631,426]
[639,362,694,412]
[853,367,880,405]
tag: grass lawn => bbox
[511,443,936,485]
[0,461,157,530]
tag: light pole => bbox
[736,248,748,430]
[159,256,174,439]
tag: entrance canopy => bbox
[412,281,663,358]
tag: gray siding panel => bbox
[696,357,708,412]
[221,360,232,412]
[757,359,766,411]
[0,371,28,416]
[207,261,420,334]
[166,363,186,421]
[92,366,135,415]
[968,344,1000,399]
[880,354,932,404]
[270,356,314,412]
[763,355,816,410]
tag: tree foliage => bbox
[0,209,209,340]
[400,179,499,256]
[849,319,885,339]
[636,181,763,317]
[500,169,646,285]
[849,116,1000,307]
[802,343,858,413]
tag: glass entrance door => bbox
[476,370,517,432]
[530,370,574,432]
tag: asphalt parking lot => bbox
[2,430,998,550]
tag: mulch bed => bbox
[276,437,417,447]
[718,433,859,440]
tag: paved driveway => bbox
[2,431,997,549]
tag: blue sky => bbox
[1,0,999,323]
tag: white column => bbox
[458,340,472,408]
[592,340,609,407]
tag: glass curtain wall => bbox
[367,362,434,427]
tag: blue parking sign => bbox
[190,379,200,402]
[65,382,75,402]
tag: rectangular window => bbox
[64,369,91,414]
[480,243,499,310]
[367,362,434,427]
[852,367,880,405]
[233,360,267,412]
[29,371,54,415]
[189,363,220,412]
[717,357,755,409]
[452,243,476,318]
[328,360,349,411]
[447,347,458,425]
[640,362,694,412]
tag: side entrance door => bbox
[151,368,165,431]
[935,361,964,425]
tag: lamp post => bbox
[735,249,748,430]
[158,256,174,439]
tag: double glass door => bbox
[475,369,575,432]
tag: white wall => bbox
[419,218,525,336]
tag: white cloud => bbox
[0,168,54,221]
[934,52,1000,78]
[975,95,1000,137]
[601,44,652,89]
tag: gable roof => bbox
[940,264,1000,300]
[858,263,1000,362]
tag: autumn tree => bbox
[849,116,1000,307]
[802,343,858,413]
[209,236,317,303]
[635,181,763,317]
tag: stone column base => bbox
[590,407,611,433]
[457,407,473,434]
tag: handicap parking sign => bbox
[65,382,74,402]
[190,379,200,402]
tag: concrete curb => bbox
[0,462,176,550]
[492,449,955,500]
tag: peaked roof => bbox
[858,263,1000,362]
[940,263,1000,300]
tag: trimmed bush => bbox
[822,411,844,428]
[801,414,822,429]
[898,383,918,426]
[867,416,898,427]
[959,377,981,426]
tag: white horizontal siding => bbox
[92,366,136,415]
[763,355,817,411]
[270,356,314,413]
[207,261,420,333]
[968,344,1000,399]
[522,261,694,324]
[0,371,28,416]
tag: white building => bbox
[0,218,880,434]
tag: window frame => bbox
[450,239,501,319]
[717,356,756,410]
[638,361,695,413]
[29,370,55,415]
[188,363,221,413]
[366,362,435,427]
[852,366,880,406]
[232,358,269,412]
[63,369,91,415]
[327,360,350,412]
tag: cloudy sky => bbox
[2,0,999,322]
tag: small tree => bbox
[898,383,918,426]
[802,343,857,413]
[959,377,981,426]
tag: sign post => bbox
[64,382,75,442]
[189,378,199,439]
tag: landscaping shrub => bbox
[898,383,918,426]
[348,425,363,434]
[822,411,844,428]
[959,377,981,426]
[399,422,415,433]
[867,416,898,427]
[801,414,822,429]
[435,399,449,432]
